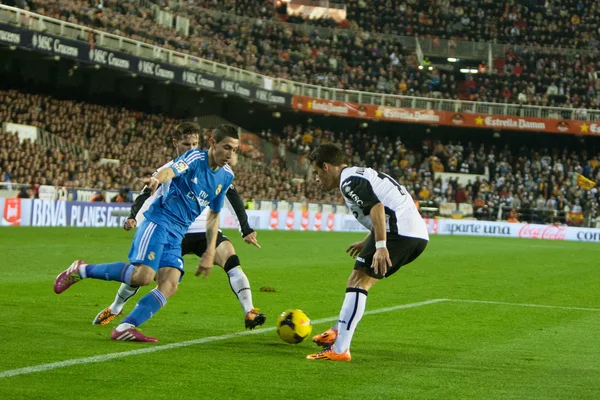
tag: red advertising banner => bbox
[291,96,598,136]
[301,211,309,231]
[269,210,278,230]
[314,211,322,231]
[326,213,335,231]
[3,198,21,226]
[286,211,295,231]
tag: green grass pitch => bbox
[0,227,599,399]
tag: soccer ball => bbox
[276,309,312,344]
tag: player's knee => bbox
[347,270,378,290]
[223,254,241,272]
[215,242,235,267]
[157,280,178,298]
[130,265,155,286]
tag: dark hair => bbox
[212,124,239,143]
[173,122,201,140]
[308,143,345,167]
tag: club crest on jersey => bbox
[216,184,222,195]
[172,160,188,173]
[148,252,155,261]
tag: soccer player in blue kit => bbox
[53,124,239,342]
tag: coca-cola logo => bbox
[518,224,566,240]
[576,231,600,241]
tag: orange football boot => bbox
[244,308,266,330]
[312,328,338,347]
[306,347,351,362]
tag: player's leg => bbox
[92,283,140,325]
[310,234,381,349]
[214,237,266,329]
[94,231,198,325]
[307,269,377,362]
[308,235,428,361]
[54,220,160,294]
[112,237,183,342]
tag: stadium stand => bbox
[1,1,599,226]
[21,0,600,108]
[2,87,599,225]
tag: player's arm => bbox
[195,174,230,277]
[342,176,391,275]
[148,168,175,193]
[368,202,392,276]
[149,149,202,192]
[195,209,219,278]
[123,187,152,231]
[225,184,260,248]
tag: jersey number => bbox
[377,172,405,195]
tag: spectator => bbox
[16,186,33,199]
[91,189,107,202]
[111,187,130,203]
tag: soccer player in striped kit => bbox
[306,144,429,361]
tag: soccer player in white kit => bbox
[93,123,266,330]
[306,143,429,361]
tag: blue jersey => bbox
[144,149,234,239]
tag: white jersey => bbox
[340,166,429,240]
[135,161,240,234]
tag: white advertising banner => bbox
[4,200,600,243]
[431,218,600,243]
[4,122,38,144]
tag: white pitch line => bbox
[0,298,447,380]
[448,299,600,312]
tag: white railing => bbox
[1,5,600,121]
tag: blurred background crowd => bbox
[1,0,600,226]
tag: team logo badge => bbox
[172,160,189,173]
[216,184,223,195]
[148,252,155,261]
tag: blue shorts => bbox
[128,219,185,277]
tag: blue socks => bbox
[83,262,135,285]
[81,263,168,329]
[122,289,167,327]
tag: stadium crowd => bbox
[13,0,599,109]
[2,89,599,224]
[151,0,600,49]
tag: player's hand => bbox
[195,251,215,278]
[371,248,392,276]
[346,240,366,258]
[147,176,160,194]
[243,231,261,248]
[123,218,137,231]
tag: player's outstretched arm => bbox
[225,184,255,238]
[195,210,219,278]
[148,168,175,193]
[224,184,260,248]
[369,203,392,276]
[124,187,152,231]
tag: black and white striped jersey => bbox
[339,166,429,240]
